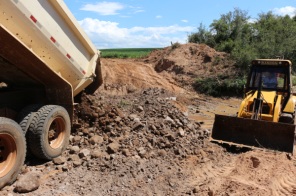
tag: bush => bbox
[171,42,181,50]
[193,76,246,97]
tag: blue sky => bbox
[63,0,296,49]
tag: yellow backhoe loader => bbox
[211,59,296,153]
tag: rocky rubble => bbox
[7,87,210,195]
[71,87,208,161]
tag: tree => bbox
[188,23,215,47]
[210,8,251,52]
[188,8,255,69]
[189,8,296,96]
[254,13,296,70]
[188,8,296,72]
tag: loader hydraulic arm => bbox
[252,77,263,120]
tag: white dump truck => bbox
[0,0,102,188]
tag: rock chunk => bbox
[14,172,40,193]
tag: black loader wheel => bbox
[0,117,26,189]
[27,105,70,160]
[279,113,294,124]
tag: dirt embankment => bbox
[100,43,237,94]
[1,43,296,196]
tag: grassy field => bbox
[99,48,161,59]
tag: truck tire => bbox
[27,105,70,160]
[0,117,26,189]
[17,104,43,133]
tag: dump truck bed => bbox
[0,0,102,120]
[0,0,100,96]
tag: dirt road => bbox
[1,45,296,195]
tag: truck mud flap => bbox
[85,59,103,95]
[210,114,295,153]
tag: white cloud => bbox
[248,18,257,24]
[81,2,124,15]
[273,6,296,17]
[128,6,145,14]
[181,19,188,23]
[78,18,195,48]
[156,15,162,19]
[134,9,145,14]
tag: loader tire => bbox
[0,117,26,189]
[27,105,70,160]
[279,113,294,124]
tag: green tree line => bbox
[188,8,296,96]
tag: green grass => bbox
[100,48,161,59]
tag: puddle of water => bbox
[189,98,241,130]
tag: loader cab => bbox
[247,59,292,93]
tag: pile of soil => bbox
[100,43,237,95]
[143,43,237,89]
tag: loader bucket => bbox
[211,114,295,153]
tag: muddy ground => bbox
[1,44,296,196]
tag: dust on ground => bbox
[1,43,296,196]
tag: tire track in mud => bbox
[227,151,296,195]
[198,156,236,179]
[183,147,239,194]
[207,152,263,195]
[201,160,238,194]
[184,148,296,195]
[270,170,296,195]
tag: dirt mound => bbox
[143,43,236,89]
[99,43,236,95]
[99,58,184,95]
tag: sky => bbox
[63,0,296,49]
